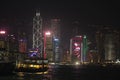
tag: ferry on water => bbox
[15,57,49,73]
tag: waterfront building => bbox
[32,12,43,57]
[44,31,53,62]
[70,35,83,63]
[70,35,89,64]
[51,19,61,63]
[96,26,120,63]
[0,29,18,62]
[18,33,27,54]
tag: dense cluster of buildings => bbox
[0,12,120,64]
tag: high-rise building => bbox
[32,12,43,57]
[18,35,27,53]
[0,30,18,61]
[51,19,61,63]
[82,35,89,62]
[70,36,83,63]
[96,26,120,63]
[45,31,53,62]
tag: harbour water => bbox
[0,64,120,80]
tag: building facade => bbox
[32,12,43,58]
[45,31,53,62]
[51,19,61,63]
[70,36,83,63]
[96,26,120,63]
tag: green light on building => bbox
[83,35,88,62]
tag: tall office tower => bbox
[82,35,89,62]
[18,33,27,53]
[115,31,120,60]
[32,12,43,57]
[96,26,119,63]
[51,19,61,63]
[70,36,83,63]
[0,30,18,61]
[104,33,116,60]
[0,30,7,59]
[45,31,53,62]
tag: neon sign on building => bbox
[70,36,83,62]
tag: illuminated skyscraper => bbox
[44,31,53,62]
[18,34,27,53]
[51,19,61,63]
[70,36,83,63]
[96,26,120,63]
[32,12,43,57]
[82,35,88,62]
[0,30,18,61]
[70,35,89,63]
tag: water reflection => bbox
[15,72,52,80]
[1,64,120,80]
[0,72,52,80]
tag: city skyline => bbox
[0,1,120,49]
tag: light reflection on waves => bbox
[2,65,120,80]
[16,71,49,76]
[52,65,120,80]
[15,71,52,80]
[52,65,80,80]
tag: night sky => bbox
[0,0,120,49]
